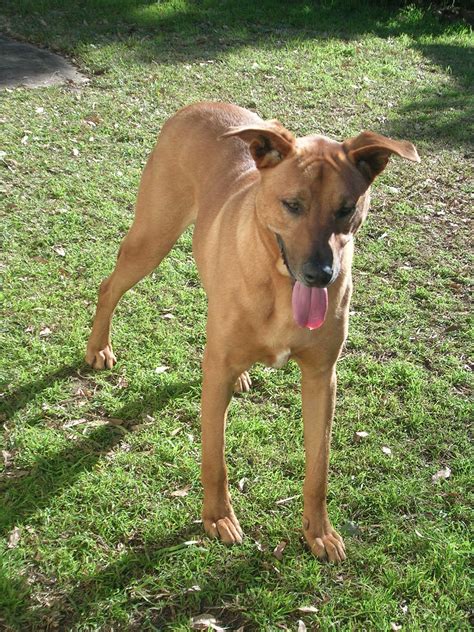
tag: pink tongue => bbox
[292,281,328,330]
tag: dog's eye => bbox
[336,205,356,219]
[282,199,303,215]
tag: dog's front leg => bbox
[200,348,243,545]
[299,360,346,563]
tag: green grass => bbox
[1,1,473,629]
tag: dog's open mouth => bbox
[276,234,328,331]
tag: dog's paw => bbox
[86,344,117,370]
[203,511,243,545]
[233,371,252,393]
[304,522,346,563]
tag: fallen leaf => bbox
[72,147,80,157]
[129,423,149,432]
[2,450,13,467]
[84,114,102,126]
[39,326,52,337]
[170,427,182,436]
[155,366,169,374]
[185,584,201,593]
[161,313,175,319]
[353,430,369,443]
[36,107,45,114]
[145,415,155,423]
[432,466,451,482]
[275,495,298,505]
[238,477,247,492]
[170,485,191,497]
[298,621,307,632]
[298,605,319,613]
[4,469,28,479]
[63,418,88,428]
[53,245,66,257]
[8,527,21,548]
[191,614,224,631]
[382,446,392,456]
[73,385,92,399]
[25,325,35,334]
[21,134,29,145]
[273,540,287,561]
[116,376,129,389]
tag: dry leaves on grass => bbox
[63,417,130,432]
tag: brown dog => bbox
[86,102,419,562]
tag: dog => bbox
[86,102,419,562]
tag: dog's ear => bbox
[222,121,295,168]
[343,131,420,182]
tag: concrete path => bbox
[0,35,88,89]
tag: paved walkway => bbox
[0,35,88,89]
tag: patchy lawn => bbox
[1,1,472,629]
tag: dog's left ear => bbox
[344,131,420,182]
[222,121,295,169]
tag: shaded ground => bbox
[0,35,87,88]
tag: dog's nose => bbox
[302,261,333,287]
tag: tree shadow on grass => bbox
[3,0,466,51]
[0,362,200,538]
[386,42,474,148]
[3,0,471,148]
[14,530,283,630]
[1,361,83,423]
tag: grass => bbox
[0,0,473,629]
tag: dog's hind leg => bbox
[233,371,252,393]
[86,152,195,369]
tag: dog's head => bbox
[223,121,419,289]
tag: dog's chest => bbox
[264,348,291,369]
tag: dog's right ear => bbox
[221,122,295,169]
